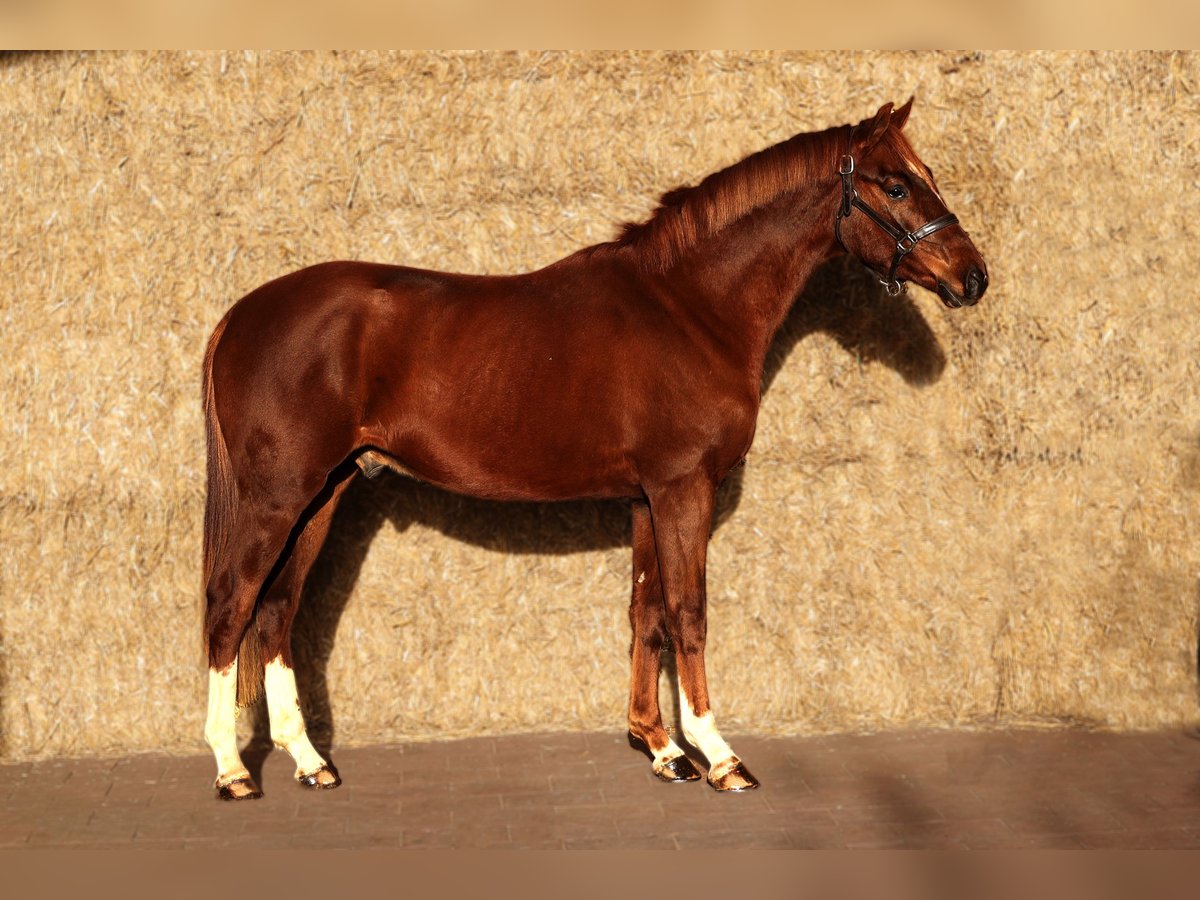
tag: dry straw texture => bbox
[2,51,1198,761]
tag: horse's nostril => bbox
[964,266,988,300]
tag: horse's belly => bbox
[361,408,639,502]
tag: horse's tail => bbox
[201,312,265,707]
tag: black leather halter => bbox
[834,132,960,296]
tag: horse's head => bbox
[835,99,988,308]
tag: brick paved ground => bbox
[3,729,1200,849]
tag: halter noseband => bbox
[834,130,960,296]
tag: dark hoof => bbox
[215,776,263,801]
[654,754,703,783]
[708,759,760,792]
[297,765,342,790]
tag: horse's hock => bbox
[2,51,1199,762]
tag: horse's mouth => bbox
[937,280,974,309]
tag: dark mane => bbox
[614,125,844,271]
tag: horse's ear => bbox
[862,102,894,150]
[892,96,913,131]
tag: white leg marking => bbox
[204,661,250,787]
[678,676,738,777]
[264,655,333,782]
[650,737,688,771]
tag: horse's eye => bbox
[885,184,909,200]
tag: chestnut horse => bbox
[202,99,988,799]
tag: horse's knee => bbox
[631,615,665,651]
[666,626,704,660]
[665,606,706,652]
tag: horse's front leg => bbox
[627,499,702,782]
[646,476,759,792]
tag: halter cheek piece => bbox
[834,140,959,297]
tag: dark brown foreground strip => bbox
[4,729,1200,849]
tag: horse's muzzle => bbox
[937,267,988,309]
[963,266,988,302]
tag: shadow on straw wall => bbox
[239,256,946,771]
[0,51,61,69]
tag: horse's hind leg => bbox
[645,476,759,792]
[627,499,701,782]
[204,484,328,800]
[255,471,356,790]
[205,657,255,799]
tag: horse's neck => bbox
[662,189,840,380]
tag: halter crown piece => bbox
[834,127,960,296]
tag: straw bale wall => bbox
[2,51,1198,760]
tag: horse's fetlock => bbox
[628,719,667,751]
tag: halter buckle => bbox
[897,235,917,254]
[838,156,857,219]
